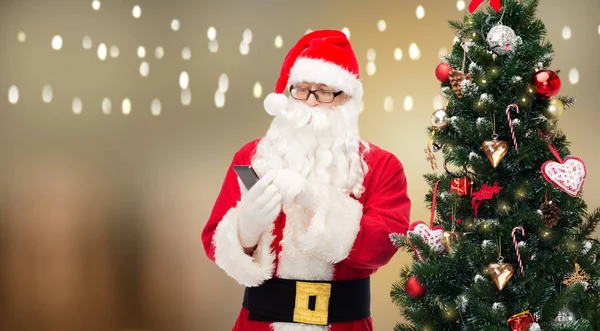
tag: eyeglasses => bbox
[290,86,343,103]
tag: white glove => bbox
[238,171,282,248]
[272,169,319,209]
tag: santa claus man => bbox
[202,30,411,331]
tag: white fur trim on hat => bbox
[263,92,287,116]
[288,57,364,100]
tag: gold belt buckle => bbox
[292,281,331,325]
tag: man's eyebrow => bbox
[297,84,332,90]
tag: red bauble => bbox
[435,62,452,83]
[405,276,427,299]
[533,70,561,99]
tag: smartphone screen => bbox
[233,165,260,190]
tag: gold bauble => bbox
[431,109,449,128]
[544,99,564,119]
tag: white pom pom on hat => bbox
[263,92,288,116]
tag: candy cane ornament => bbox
[512,226,526,276]
[506,104,521,152]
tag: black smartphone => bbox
[233,165,260,190]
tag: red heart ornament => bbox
[541,156,587,197]
[407,221,445,261]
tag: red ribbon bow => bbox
[472,181,502,219]
[469,0,502,13]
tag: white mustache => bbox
[280,100,333,132]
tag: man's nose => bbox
[305,93,319,107]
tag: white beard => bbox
[251,97,368,198]
[251,98,369,331]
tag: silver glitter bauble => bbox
[431,109,449,128]
[555,309,575,323]
[486,24,518,56]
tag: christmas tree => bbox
[390,1,600,330]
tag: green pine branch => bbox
[390,281,406,308]
[553,319,594,331]
[448,20,464,36]
[541,283,586,325]
[578,208,600,237]
[558,96,577,109]
[390,233,410,249]
[593,293,600,331]
[393,322,418,331]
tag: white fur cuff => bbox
[298,184,363,263]
[212,206,275,287]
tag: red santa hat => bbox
[263,29,363,116]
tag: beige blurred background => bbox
[0,0,598,330]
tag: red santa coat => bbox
[202,139,411,331]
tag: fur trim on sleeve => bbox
[212,205,275,287]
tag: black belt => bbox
[242,277,370,326]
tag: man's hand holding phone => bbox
[237,170,282,249]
